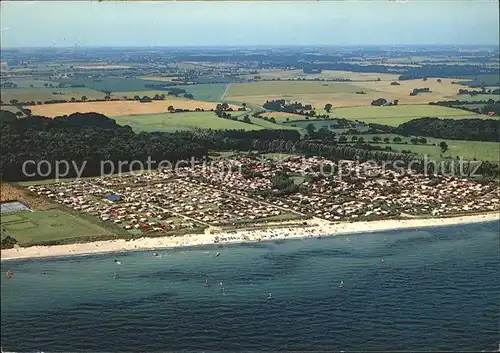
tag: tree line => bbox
[396,117,500,142]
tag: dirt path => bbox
[221,83,231,100]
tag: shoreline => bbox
[1,212,498,262]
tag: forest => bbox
[396,117,500,142]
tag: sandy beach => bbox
[1,212,498,261]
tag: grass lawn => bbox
[332,104,481,126]
[113,111,264,133]
[1,210,110,245]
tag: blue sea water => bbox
[1,221,499,352]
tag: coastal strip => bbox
[1,212,498,262]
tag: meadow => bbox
[113,112,264,133]
[1,210,111,245]
[27,100,240,118]
[388,139,500,161]
[331,105,480,126]
[339,133,500,162]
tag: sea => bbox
[1,221,499,352]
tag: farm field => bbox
[242,69,401,82]
[1,210,111,245]
[0,105,24,116]
[224,78,471,109]
[447,93,500,102]
[340,133,500,162]
[259,111,305,122]
[249,116,303,132]
[226,81,378,108]
[176,83,228,101]
[3,77,60,88]
[387,140,500,162]
[1,87,106,103]
[227,81,364,97]
[27,100,240,118]
[113,112,263,133]
[58,77,164,92]
[74,64,133,70]
[353,78,469,104]
[139,76,182,82]
[332,104,480,126]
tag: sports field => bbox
[1,210,110,245]
[27,100,240,118]
[332,104,480,126]
[113,112,264,133]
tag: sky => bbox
[1,1,499,48]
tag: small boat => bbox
[114,260,122,265]
[5,270,13,279]
[215,252,220,257]
[203,279,210,287]
[152,252,158,257]
[381,259,385,264]
[267,292,273,299]
[338,280,344,289]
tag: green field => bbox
[59,77,163,92]
[332,104,481,126]
[447,93,500,102]
[386,139,500,161]
[1,210,110,245]
[3,77,60,88]
[58,78,227,101]
[114,112,264,133]
[227,81,364,97]
[341,133,500,161]
[1,87,106,104]
[0,105,25,116]
[177,84,228,101]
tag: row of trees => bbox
[429,99,499,116]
